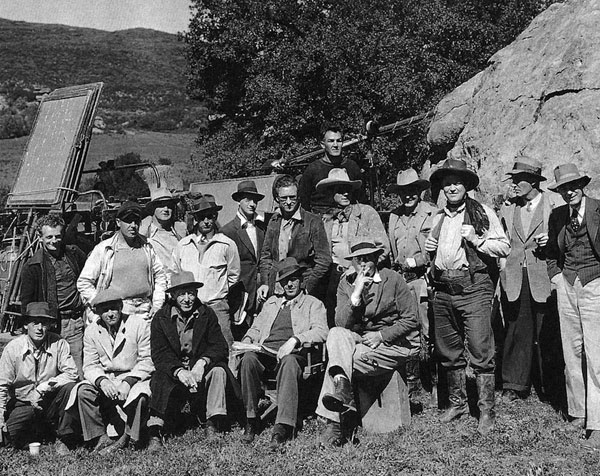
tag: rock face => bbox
[427,0,600,203]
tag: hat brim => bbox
[430,168,480,191]
[232,191,265,202]
[191,204,223,214]
[117,210,143,220]
[503,170,547,182]
[276,266,306,282]
[344,247,384,261]
[315,179,362,192]
[387,179,430,194]
[23,312,56,321]
[548,175,591,191]
[167,281,204,294]
[146,197,177,212]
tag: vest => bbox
[563,217,600,286]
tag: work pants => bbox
[58,314,85,379]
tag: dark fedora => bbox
[344,240,385,260]
[503,156,546,182]
[548,163,591,191]
[275,257,306,282]
[116,200,143,220]
[91,288,123,309]
[387,168,430,194]
[189,195,223,214]
[430,158,479,191]
[232,180,265,202]
[167,270,204,293]
[23,302,56,321]
[146,188,178,212]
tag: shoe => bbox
[583,430,600,450]
[147,436,164,453]
[569,417,585,430]
[206,417,223,438]
[502,389,519,403]
[54,439,70,455]
[322,375,356,413]
[100,433,130,455]
[440,368,468,423]
[477,374,496,435]
[269,423,292,449]
[241,418,260,444]
[319,420,345,447]
[92,433,113,453]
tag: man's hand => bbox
[191,359,206,384]
[277,338,298,361]
[177,369,198,391]
[351,270,374,303]
[257,284,269,302]
[117,381,131,401]
[424,236,438,253]
[362,331,383,349]
[534,232,549,248]
[35,380,54,396]
[147,307,159,320]
[460,224,479,244]
[100,379,119,400]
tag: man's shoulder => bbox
[418,201,439,215]
[220,217,240,236]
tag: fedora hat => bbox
[189,195,223,214]
[91,288,123,309]
[23,302,56,321]
[116,200,143,220]
[548,163,591,191]
[146,188,177,212]
[430,158,479,191]
[315,168,362,192]
[387,168,430,194]
[232,180,265,202]
[275,257,306,282]
[167,270,204,294]
[503,156,546,182]
[344,240,385,260]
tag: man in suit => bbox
[499,157,557,402]
[546,163,600,448]
[257,174,331,302]
[221,180,266,330]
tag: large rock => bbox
[427,0,600,203]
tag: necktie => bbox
[570,208,580,232]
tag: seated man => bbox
[147,271,230,451]
[0,302,79,453]
[316,240,420,446]
[239,257,328,446]
[76,288,154,453]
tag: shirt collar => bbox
[237,210,264,226]
[282,209,302,223]
[571,196,586,219]
[171,305,200,321]
[443,202,466,217]
[372,271,382,283]
[22,335,51,357]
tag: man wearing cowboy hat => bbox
[221,180,267,325]
[498,157,560,403]
[424,158,510,435]
[0,302,79,452]
[546,163,600,448]
[76,288,154,453]
[317,168,389,326]
[388,168,438,402]
[78,200,168,322]
[147,271,230,450]
[316,239,419,446]
[140,188,187,277]
[298,123,364,215]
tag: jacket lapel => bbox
[235,216,257,258]
[586,198,600,245]
[163,314,182,358]
[524,199,545,241]
[558,207,568,254]
[96,323,115,360]
[112,318,128,359]
[192,307,208,356]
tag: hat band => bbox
[349,242,378,254]
[277,266,302,280]
[511,163,542,175]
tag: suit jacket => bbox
[221,215,266,310]
[259,207,332,295]
[547,196,600,280]
[500,193,555,303]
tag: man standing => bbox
[239,257,328,446]
[499,157,556,402]
[298,124,363,215]
[258,174,331,301]
[78,201,167,322]
[221,180,266,325]
[21,214,87,376]
[173,196,240,349]
[546,163,600,448]
[425,158,510,435]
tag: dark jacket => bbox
[20,245,87,317]
[259,207,332,296]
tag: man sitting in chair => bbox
[316,240,420,446]
[239,257,328,447]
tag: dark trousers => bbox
[326,265,345,328]
[5,382,78,448]
[432,276,495,374]
[502,270,546,392]
[240,351,307,427]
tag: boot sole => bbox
[322,394,356,414]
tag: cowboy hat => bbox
[23,302,56,321]
[232,180,265,202]
[275,257,306,282]
[547,163,591,191]
[344,240,385,260]
[503,156,546,182]
[387,168,430,194]
[430,158,479,191]
[167,271,204,294]
[315,168,362,192]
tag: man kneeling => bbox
[147,271,229,450]
[77,288,154,453]
[239,257,328,447]
[317,240,420,445]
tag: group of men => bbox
[1,123,599,454]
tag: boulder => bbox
[427,0,600,203]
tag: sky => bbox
[0,0,193,34]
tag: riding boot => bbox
[440,367,468,423]
[476,373,496,435]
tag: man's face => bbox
[98,302,123,328]
[398,187,421,209]
[194,211,217,236]
[26,317,51,345]
[441,174,467,205]
[281,275,302,299]
[510,173,537,198]
[40,225,63,254]
[173,287,198,313]
[333,185,352,208]
[117,215,140,239]
[557,181,585,208]
[321,131,343,160]
[239,194,258,218]
[353,252,378,277]
[154,201,174,222]
[276,185,300,216]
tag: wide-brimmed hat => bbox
[167,271,204,293]
[189,195,223,214]
[275,257,306,282]
[232,180,265,202]
[430,158,479,191]
[116,200,143,220]
[146,188,177,212]
[23,302,56,321]
[387,168,430,194]
[315,168,362,192]
[503,156,546,182]
[548,163,591,191]
[344,240,385,260]
[91,288,123,309]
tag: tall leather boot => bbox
[440,367,468,423]
[476,373,496,435]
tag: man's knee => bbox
[77,383,99,403]
[327,327,352,345]
[240,351,261,372]
[278,354,303,376]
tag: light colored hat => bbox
[430,158,479,191]
[146,188,177,212]
[91,288,123,309]
[387,168,430,194]
[344,240,384,260]
[315,168,362,192]
[167,271,204,293]
[503,156,546,182]
[547,163,591,191]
